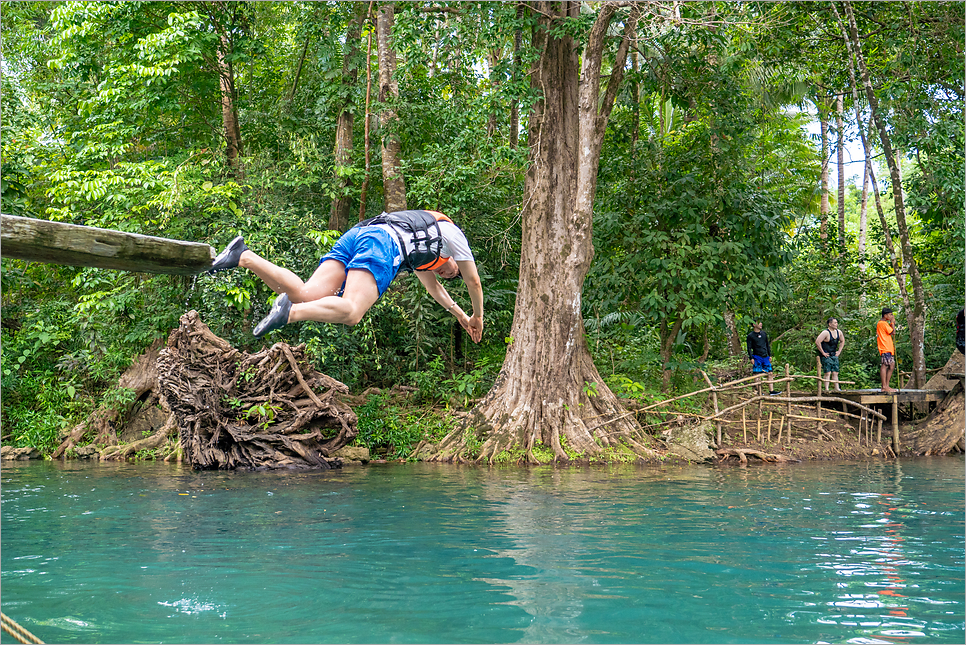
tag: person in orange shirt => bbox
[876,307,897,393]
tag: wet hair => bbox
[882,307,893,317]
[826,317,837,325]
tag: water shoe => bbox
[254,293,291,337]
[208,235,247,273]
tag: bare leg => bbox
[831,372,840,391]
[289,268,380,326]
[239,252,346,303]
[880,362,895,393]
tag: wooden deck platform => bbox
[817,389,948,405]
[791,387,953,455]
[1,214,216,275]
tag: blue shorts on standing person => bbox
[320,226,401,297]
[752,355,773,373]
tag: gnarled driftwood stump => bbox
[158,311,357,470]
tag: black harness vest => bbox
[355,210,449,272]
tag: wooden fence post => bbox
[892,395,900,455]
[815,357,824,436]
[785,364,792,442]
[701,371,721,446]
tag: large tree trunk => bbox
[217,33,243,172]
[858,137,869,305]
[509,2,524,149]
[836,92,846,264]
[329,5,367,232]
[818,98,830,250]
[486,47,503,138]
[837,18,909,313]
[376,2,407,212]
[724,309,743,357]
[431,3,656,464]
[842,1,927,388]
[660,308,686,391]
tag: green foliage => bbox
[353,393,457,460]
[493,447,526,464]
[245,402,281,430]
[405,356,445,404]
[529,443,555,463]
[459,426,484,460]
[101,387,137,412]
[605,375,647,400]
[2,1,961,456]
[134,448,158,462]
[597,442,640,464]
[442,356,497,408]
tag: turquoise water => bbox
[1,459,963,644]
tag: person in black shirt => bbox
[956,308,964,355]
[747,319,780,395]
[815,317,845,391]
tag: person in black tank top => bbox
[815,317,846,391]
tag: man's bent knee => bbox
[344,309,367,326]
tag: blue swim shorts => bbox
[320,226,401,297]
[752,355,773,373]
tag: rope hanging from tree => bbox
[1,612,44,644]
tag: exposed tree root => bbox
[100,414,177,461]
[427,361,662,464]
[716,448,801,464]
[157,311,357,470]
[906,377,964,456]
[52,340,164,458]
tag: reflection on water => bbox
[1,459,963,644]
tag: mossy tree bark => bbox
[432,2,657,464]
[376,2,407,212]
[329,3,367,232]
[842,1,927,388]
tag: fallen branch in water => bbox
[716,448,800,464]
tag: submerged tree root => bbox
[716,448,801,464]
[157,311,357,470]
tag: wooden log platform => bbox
[1,214,215,275]
[793,388,950,455]
[829,388,949,405]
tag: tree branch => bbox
[417,6,461,16]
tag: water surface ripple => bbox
[2,459,963,643]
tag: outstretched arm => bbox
[456,260,484,341]
[415,263,484,343]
